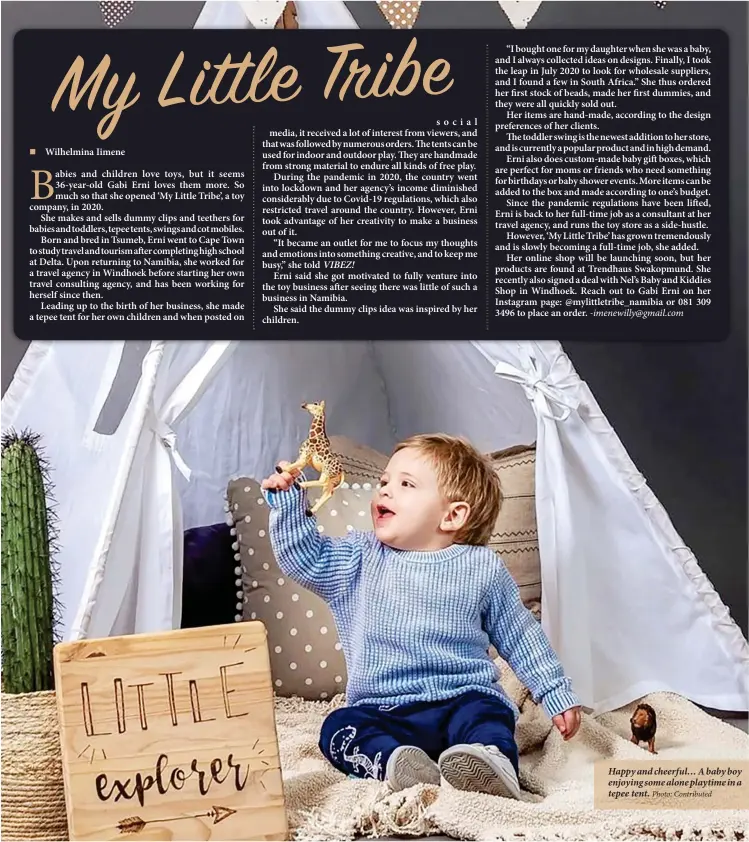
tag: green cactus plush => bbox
[1,430,59,694]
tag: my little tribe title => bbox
[50,38,454,139]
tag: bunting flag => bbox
[275,0,298,28]
[238,0,288,28]
[99,0,134,27]
[376,1,422,29]
[497,1,543,29]
[106,0,668,34]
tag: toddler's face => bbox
[371,447,463,551]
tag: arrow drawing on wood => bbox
[117,806,237,834]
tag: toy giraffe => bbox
[277,401,345,516]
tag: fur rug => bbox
[274,668,748,841]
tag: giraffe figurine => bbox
[277,401,345,516]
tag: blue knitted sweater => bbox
[264,483,581,721]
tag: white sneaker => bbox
[386,745,441,791]
[438,743,521,799]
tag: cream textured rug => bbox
[275,667,748,841]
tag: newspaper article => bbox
[1,3,747,842]
[17,28,728,339]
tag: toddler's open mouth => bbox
[375,504,395,521]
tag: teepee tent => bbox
[2,339,747,716]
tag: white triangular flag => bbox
[238,0,288,29]
[497,1,542,30]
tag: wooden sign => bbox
[53,623,288,841]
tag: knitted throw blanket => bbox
[275,664,748,841]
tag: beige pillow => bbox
[328,436,389,486]
[228,439,388,700]
[488,443,541,619]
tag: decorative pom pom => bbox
[234,614,242,622]
[234,553,241,561]
[232,542,239,551]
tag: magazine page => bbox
[1,1,747,840]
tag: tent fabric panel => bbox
[74,342,235,639]
[69,343,166,639]
[478,340,748,713]
[578,381,749,704]
[372,341,536,451]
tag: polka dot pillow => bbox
[226,476,381,700]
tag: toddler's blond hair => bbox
[393,433,503,546]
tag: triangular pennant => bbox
[275,0,298,28]
[377,1,423,29]
[99,0,134,27]
[238,0,288,29]
[497,1,542,30]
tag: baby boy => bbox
[262,433,581,798]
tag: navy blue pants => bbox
[319,691,518,781]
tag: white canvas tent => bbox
[2,339,747,716]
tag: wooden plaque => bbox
[53,623,288,841]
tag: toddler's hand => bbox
[261,461,300,491]
[552,706,581,741]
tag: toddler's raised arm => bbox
[263,477,365,603]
